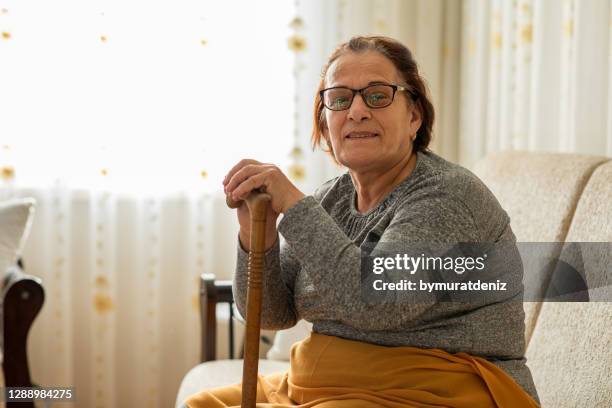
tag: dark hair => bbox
[312,35,435,160]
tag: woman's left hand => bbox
[223,159,305,214]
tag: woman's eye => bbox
[368,93,388,102]
[333,97,350,108]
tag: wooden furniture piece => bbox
[199,274,237,362]
[1,259,45,408]
[198,273,275,362]
[226,191,271,408]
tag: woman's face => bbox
[323,51,422,173]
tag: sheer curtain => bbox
[0,0,295,407]
[460,0,612,168]
[0,0,295,192]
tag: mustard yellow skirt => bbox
[185,333,539,408]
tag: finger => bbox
[223,159,260,186]
[224,159,257,187]
[227,163,277,193]
[231,172,265,200]
[231,170,271,201]
[226,163,267,193]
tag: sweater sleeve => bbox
[277,193,480,332]
[232,234,301,330]
[232,178,340,330]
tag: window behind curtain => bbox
[0,0,294,195]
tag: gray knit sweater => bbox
[233,150,539,402]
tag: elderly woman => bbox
[185,36,539,407]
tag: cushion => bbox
[0,197,36,275]
[526,161,612,407]
[266,319,312,361]
[175,359,289,408]
[472,152,609,344]
[472,152,608,242]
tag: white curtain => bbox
[460,0,612,168]
[0,0,295,192]
[0,0,295,407]
[7,187,239,407]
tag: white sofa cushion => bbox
[473,152,609,344]
[0,197,35,275]
[472,152,608,242]
[175,359,289,408]
[266,319,312,361]
[526,161,612,407]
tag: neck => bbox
[350,151,418,214]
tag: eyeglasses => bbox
[319,84,413,111]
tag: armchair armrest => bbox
[199,273,275,364]
[1,261,45,408]
[200,273,235,362]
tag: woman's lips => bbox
[346,132,378,139]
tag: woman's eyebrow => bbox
[328,79,392,88]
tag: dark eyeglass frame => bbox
[319,83,416,111]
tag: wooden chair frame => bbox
[199,274,237,362]
[1,259,45,408]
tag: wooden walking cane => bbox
[226,189,272,408]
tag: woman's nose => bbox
[347,93,372,122]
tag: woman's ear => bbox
[409,102,423,135]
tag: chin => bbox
[338,154,378,171]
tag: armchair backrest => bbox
[524,160,612,407]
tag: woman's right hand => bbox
[224,158,304,251]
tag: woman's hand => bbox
[223,159,305,214]
[223,159,305,250]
